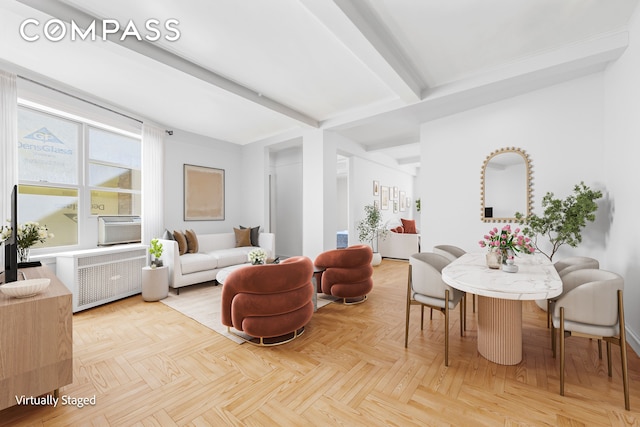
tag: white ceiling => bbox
[1,0,638,173]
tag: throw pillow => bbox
[240,225,260,246]
[233,227,252,247]
[391,226,404,233]
[185,229,199,253]
[401,219,417,234]
[173,230,188,255]
[162,229,174,240]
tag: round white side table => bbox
[142,266,169,301]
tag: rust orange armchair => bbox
[221,256,314,345]
[314,244,373,304]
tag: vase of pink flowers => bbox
[479,225,535,269]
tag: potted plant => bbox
[149,238,164,268]
[515,182,602,262]
[356,204,388,266]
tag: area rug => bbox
[160,281,338,344]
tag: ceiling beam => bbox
[16,0,319,128]
[364,135,419,152]
[397,156,420,165]
[300,0,423,103]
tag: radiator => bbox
[98,216,142,246]
[56,245,147,312]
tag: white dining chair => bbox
[433,245,473,312]
[405,252,465,366]
[537,256,599,327]
[550,269,629,410]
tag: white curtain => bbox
[0,71,18,223]
[141,123,165,244]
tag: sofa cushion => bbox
[211,247,253,268]
[186,229,199,253]
[173,230,188,255]
[401,219,417,234]
[233,227,252,247]
[180,253,218,274]
[240,225,260,246]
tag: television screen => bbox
[3,185,18,283]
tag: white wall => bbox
[420,72,607,260]
[163,129,244,234]
[271,146,303,258]
[350,155,415,246]
[604,4,640,354]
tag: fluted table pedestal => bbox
[477,296,522,365]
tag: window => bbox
[87,127,141,216]
[17,105,141,249]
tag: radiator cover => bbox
[56,245,147,312]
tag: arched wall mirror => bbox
[481,147,533,223]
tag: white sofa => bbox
[158,232,275,293]
[378,232,420,260]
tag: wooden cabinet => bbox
[0,266,73,411]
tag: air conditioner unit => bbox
[98,216,142,246]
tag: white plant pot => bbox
[372,252,382,266]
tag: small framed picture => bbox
[393,201,398,213]
[393,186,399,200]
[373,180,379,196]
[374,199,380,209]
[399,191,406,211]
[381,187,389,210]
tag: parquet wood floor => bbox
[2,259,639,426]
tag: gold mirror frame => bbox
[480,147,533,223]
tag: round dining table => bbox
[441,252,562,365]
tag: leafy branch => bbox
[357,204,388,251]
[515,182,602,262]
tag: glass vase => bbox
[17,247,30,263]
[485,249,502,269]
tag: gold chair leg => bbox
[405,265,412,348]
[598,339,603,360]
[619,290,630,411]
[547,299,551,328]
[421,306,425,330]
[607,341,612,376]
[473,294,476,313]
[460,292,466,336]
[560,307,565,396]
[444,289,449,367]
[551,316,556,358]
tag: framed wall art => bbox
[184,164,225,220]
[381,186,389,210]
[373,180,380,196]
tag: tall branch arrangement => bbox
[357,204,388,252]
[515,182,602,262]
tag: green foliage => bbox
[415,198,421,212]
[515,182,602,261]
[149,238,164,259]
[356,204,388,250]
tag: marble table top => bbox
[441,252,562,300]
